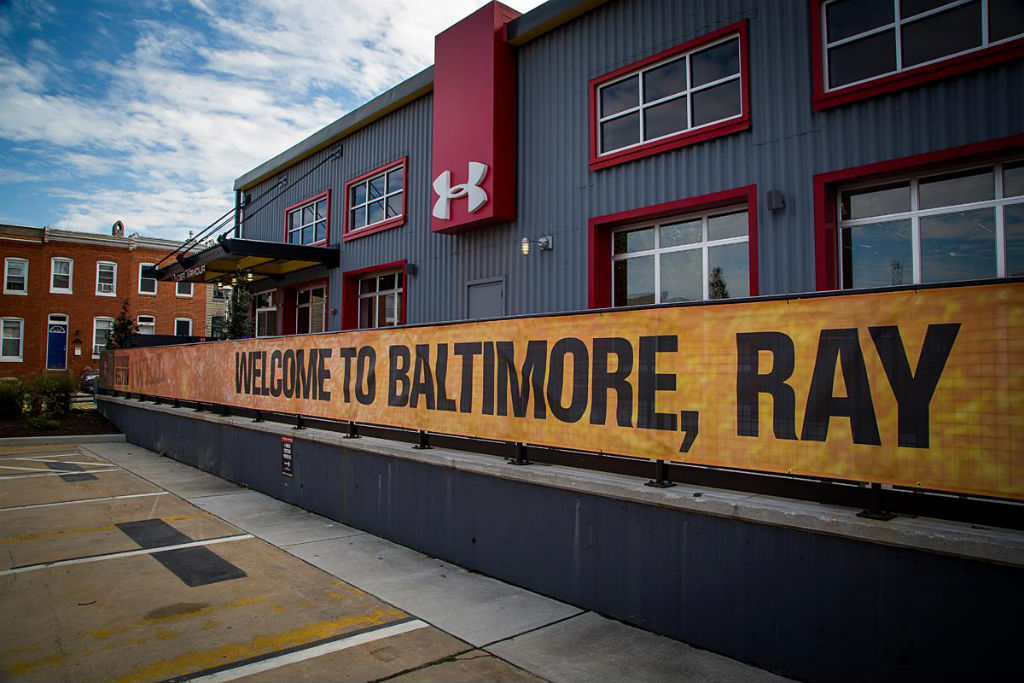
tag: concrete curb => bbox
[0,433,125,446]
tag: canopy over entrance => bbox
[147,236,338,285]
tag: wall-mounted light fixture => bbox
[520,235,553,255]
[246,271,254,282]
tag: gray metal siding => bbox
[238,0,1024,322]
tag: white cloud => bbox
[0,0,547,239]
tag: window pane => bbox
[1005,204,1024,277]
[613,256,655,306]
[377,295,391,327]
[827,0,894,43]
[660,220,702,247]
[289,229,301,244]
[901,2,981,68]
[990,0,1024,42]
[290,211,301,230]
[842,183,911,219]
[643,58,685,103]
[708,211,747,240]
[315,200,326,221]
[315,221,326,242]
[600,112,640,153]
[385,293,398,326]
[369,174,386,200]
[600,75,638,117]
[841,220,913,288]
[351,182,366,206]
[359,297,375,328]
[643,96,686,140]
[2,338,18,357]
[1004,162,1024,198]
[387,167,404,193]
[690,38,739,87]
[302,206,314,224]
[352,207,367,230]
[297,290,310,305]
[301,226,313,244]
[828,31,896,87]
[919,168,993,209]
[379,273,396,290]
[900,0,954,17]
[359,277,377,294]
[296,311,310,334]
[659,249,703,302]
[386,194,403,218]
[310,290,325,334]
[2,320,18,337]
[920,208,996,283]
[708,242,749,299]
[691,79,741,126]
[613,226,654,254]
[368,200,385,225]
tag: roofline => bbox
[233,0,609,192]
[0,223,194,251]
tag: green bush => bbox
[0,379,22,420]
[22,372,74,417]
[26,414,59,431]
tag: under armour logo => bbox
[432,162,488,220]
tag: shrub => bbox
[22,372,74,417]
[0,379,22,420]
[26,414,59,431]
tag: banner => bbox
[101,281,1024,500]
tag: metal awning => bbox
[147,236,338,285]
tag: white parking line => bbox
[0,465,55,472]
[0,468,119,480]
[15,458,112,466]
[0,491,170,512]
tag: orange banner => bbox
[102,282,1024,500]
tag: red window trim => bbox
[283,191,331,247]
[342,157,409,241]
[280,277,329,335]
[341,260,408,330]
[587,185,759,309]
[812,134,1024,291]
[588,21,751,172]
[809,1,1024,111]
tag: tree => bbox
[107,299,135,349]
[225,282,252,339]
[708,267,730,300]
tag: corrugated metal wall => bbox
[238,0,1024,328]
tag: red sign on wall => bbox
[430,1,520,234]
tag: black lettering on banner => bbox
[356,347,376,406]
[637,336,678,431]
[547,338,588,423]
[801,329,881,445]
[294,350,319,400]
[496,341,547,418]
[434,344,457,412]
[389,345,411,407]
[282,350,296,398]
[454,342,482,413]
[269,350,283,397]
[869,323,960,448]
[736,332,798,439]
[591,337,633,427]
[317,348,332,401]
[250,351,263,395]
[338,347,357,403]
[482,342,495,415]
[235,352,251,394]
[410,344,436,409]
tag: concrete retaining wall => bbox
[99,396,1023,683]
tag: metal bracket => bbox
[645,460,676,488]
[412,429,432,449]
[857,482,896,521]
[507,442,530,466]
[343,420,361,439]
[293,414,306,430]
[251,410,264,423]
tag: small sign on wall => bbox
[281,436,293,477]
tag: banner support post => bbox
[293,414,306,430]
[252,410,264,423]
[344,420,361,439]
[645,459,676,489]
[413,429,432,449]
[508,442,529,466]
[857,483,896,521]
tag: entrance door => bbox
[46,314,68,370]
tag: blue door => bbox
[46,318,68,370]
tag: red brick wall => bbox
[1,239,207,380]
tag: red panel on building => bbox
[430,1,519,234]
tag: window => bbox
[285,191,329,245]
[174,318,193,336]
[176,281,194,297]
[295,286,326,334]
[211,315,225,339]
[1,318,24,361]
[815,0,1024,108]
[254,291,277,337]
[138,263,157,295]
[137,315,156,335]
[345,159,407,238]
[590,22,749,170]
[212,285,226,299]
[4,257,28,295]
[358,271,403,328]
[92,317,113,357]
[96,262,117,296]
[837,160,1024,288]
[50,257,73,294]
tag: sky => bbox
[0,0,545,241]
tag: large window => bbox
[358,271,403,328]
[92,317,113,357]
[254,291,277,337]
[590,23,749,169]
[612,208,751,305]
[345,160,406,238]
[817,0,1024,106]
[138,263,157,295]
[50,257,73,294]
[839,160,1024,288]
[4,257,27,295]
[96,262,117,296]
[1,317,23,361]
[137,315,156,335]
[285,192,329,246]
[176,281,194,297]
[295,286,326,334]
